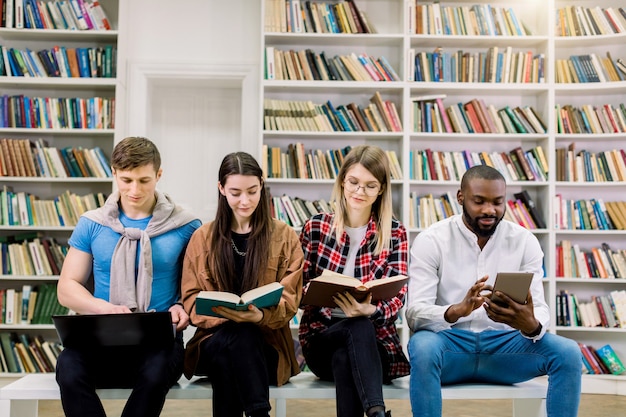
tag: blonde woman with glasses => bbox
[298,145,409,417]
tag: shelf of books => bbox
[261,0,626,392]
[0,0,118,376]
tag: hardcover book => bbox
[302,270,408,308]
[596,345,626,375]
[195,282,284,317]
[514,190,546,229]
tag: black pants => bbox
[303,316,388,417]
[55,337,184,417]
[195,322,278,417]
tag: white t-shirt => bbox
[330,224,368,318]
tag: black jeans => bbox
[55,337,184,417]
[303,316,388,417]
[195,321,278,417]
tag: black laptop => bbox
[52,312,175,349]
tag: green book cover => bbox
[195,282,283,317]
[596,344,626,375]
[0,332,20,373]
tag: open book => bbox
[302,270,408,308]
[195,282,284,317]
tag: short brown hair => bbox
[111,137,161,171]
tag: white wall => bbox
[116,0,261,221]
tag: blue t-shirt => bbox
[69,212,201,312]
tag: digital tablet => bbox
[491,272,534,306]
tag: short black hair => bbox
[460,165,505,191]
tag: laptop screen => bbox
[52,312,175,349]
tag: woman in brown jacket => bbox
[181,152,303,417]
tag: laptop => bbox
[52,312,175,349]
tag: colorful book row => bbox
[0,45,116,78]
[1,187,107,227]
[579,343,626,375]
[0,138,112,178]
[0,95,115,129]
[556,146,626,182]
[264,144,350,180]
[553,197,626,231]
[557,290,626,329]
[269,193,333,229]
[0,332,63,374]
[408,192,460,230]
[264,92,402,133]
[556,6,626,37]
[1,0,112,30]
[264,143,401,181]
[556,103,626,134]
[410,2,530,36]
[0,236,68,276]
[409,47,544,84]
[556,241,626,279]
[411,95,547,135]
[265,47,400,82]
[265,0,373,34]
[556,52,626,83]
[409,145,549,183]
[409,190,545,230]
[0,283,67,326]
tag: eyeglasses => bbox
[343,179,381,196]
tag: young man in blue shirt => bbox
[56,136,201,417]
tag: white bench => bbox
[0,372,547,417]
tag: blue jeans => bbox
[56,337,184,417]
[408,329,581,417]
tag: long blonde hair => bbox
[330,145,393,255]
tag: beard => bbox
[462,205,504,238]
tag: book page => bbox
[365,274,408,289]
[240,282,284,304]
[197,291,242,304]
[315,270,363,288]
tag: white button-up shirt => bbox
[406,215,549,341]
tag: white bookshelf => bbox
[261,0,626,393]
[0,0,119,376]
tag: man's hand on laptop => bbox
[92,300,132,315]
[169,304,190,331]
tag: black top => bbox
[231,231,250,295]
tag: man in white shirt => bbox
[405,165,581,417]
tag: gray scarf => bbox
[83,190,198,312]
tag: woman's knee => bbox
[343,316,377,342]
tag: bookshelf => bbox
[261,0,626,393]
[0,0,119,376]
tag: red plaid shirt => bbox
[298,213,410,380]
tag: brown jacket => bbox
[181,219,304,386]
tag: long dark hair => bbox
[208,152,272,293]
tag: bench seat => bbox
[0,372,547,417]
